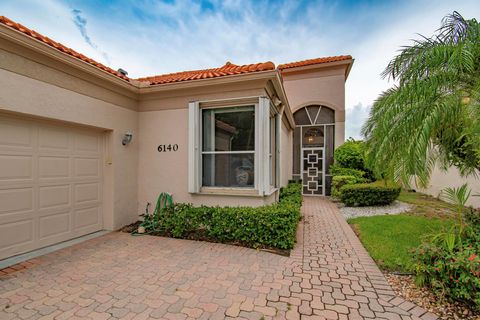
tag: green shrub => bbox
[331,175,364,198]
[279,182,302,204]
[412,224,480,309]
[334,139,367,171]
[141,182,302,250]
[331,139,376,181]
[329,164,367,180]
[340,180,400,206]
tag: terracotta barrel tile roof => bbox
[136,61,275,85]
[0,15,130,81]
[278,55,352,70]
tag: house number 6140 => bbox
[158,144,179,152]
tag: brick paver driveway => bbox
[0,198,437,320]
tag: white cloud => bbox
[345,103,371,140]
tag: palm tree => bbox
[362,12,480,187]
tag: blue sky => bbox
[1,0,479,138]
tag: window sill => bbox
[198,187,263,197]
[264,187,279,196]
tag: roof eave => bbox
[280,58,354,80]
[138,69,278,93]
[271,72,295,129]
[0,23,138,93]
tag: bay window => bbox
[188,97,280,195]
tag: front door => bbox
[301,147,324,196]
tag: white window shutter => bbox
[276,112,282,188]
[188,101,200,193]
[258,97,271,195]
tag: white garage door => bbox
[0,115,104,260]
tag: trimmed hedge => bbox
[334,139,367,171]
[141,182,302,250]
[340,181,400,206]
[329,164,367,180]
[331,175,363,198]
[332,139,376,181]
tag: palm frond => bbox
[364,11,480,186]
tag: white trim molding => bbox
[188,101,200,193]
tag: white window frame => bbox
[188,96,280,196]
[201,106,256,189]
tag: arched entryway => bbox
[292,105,335,196]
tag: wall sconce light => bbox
[122,131,133,146]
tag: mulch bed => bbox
[385,273,479,320]
[119,221,291,256]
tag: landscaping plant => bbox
[329,165,367,180]
[138,182,302,250]
[329,139,382,201]
[331,175,365,198]
[412,184,480,309]
[362,12,480,187]
[339,180,400,206]
[333,139,368,171]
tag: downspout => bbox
[276,104,285,194]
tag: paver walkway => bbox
[0,197,437,320]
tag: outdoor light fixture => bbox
[122,131,133,146]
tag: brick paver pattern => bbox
[0,197,437,319]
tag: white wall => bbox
[420,166,480,208]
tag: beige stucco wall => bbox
[419,166,480,208]
[137,108,277,212]
[0,68,139,230]
[137,81,284,211]
[282,65,347,148]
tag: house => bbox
[0,16,353,260]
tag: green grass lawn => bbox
[348,191,455,272]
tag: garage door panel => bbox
[0,210,36,226]
[75,182,99,204]
[38,212,70,239]
[0,155,33,181]
[39,184,70,209]
[0,118,33,149]
[74,132,100,154]
[38,156,70,179]
[75,158,99,177]
[0,187,34,214]
[74,206,100,229]
[0,115,103,260]
[38,126,70,151]
[0,219,34,251]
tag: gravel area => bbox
[385,273,480,320]
[340,200,414,219]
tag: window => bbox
[188,97,280,195]
[201,106,255,188]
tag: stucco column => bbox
[334,109,345,148]
[334,121,345,149]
